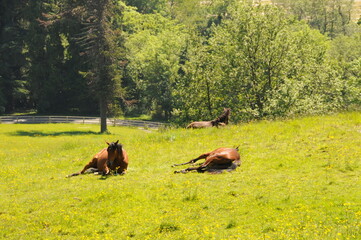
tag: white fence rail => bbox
[0,116,165,129]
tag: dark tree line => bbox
[1,0,360,129]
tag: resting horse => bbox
[67,140,128,177]
[186,108,231,129]
[186,119,221,129]
[173,147,241,173]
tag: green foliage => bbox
[328,30,361,108]
[1,0,360,126]
[123,0,168,14]
[174,2,351,122]
[0,112,361,239]
[63,0,126,131]
[124,8,187,119]
[0,0,31,112]
[24,1,68,113]
[273,0,355,38]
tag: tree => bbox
[124,8,187,120]
[328,30,361,108]
[0,0,31,113]
[175,1,341,122]
[172,32,221,122]
[24,1,67,113]
[273,0,355,38]
[123,0,167,14]
[23,0,99,115]
[70,0,124,132]
[178,3,298,120]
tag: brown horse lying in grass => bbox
[186,108,231,129]
[67,140,128,177]
[186,119,222,129]
[172,147,241,173]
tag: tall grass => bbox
[0,112,360,239]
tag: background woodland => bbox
[1,0,360,124]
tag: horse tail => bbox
[66,172,80,178]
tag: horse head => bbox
[106,140,122,167]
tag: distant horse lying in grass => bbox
[186,108,231,129]
[67,140,128,177]
[186,119,222,129]
[172,147,241,174]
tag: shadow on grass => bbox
[98,175,110,180]
[9,130,103,137]
[98,173,125,180]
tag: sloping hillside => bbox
[1,112,360,239]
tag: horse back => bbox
[210,148,240,162]
[94,148,108,171]
[78,148,108,174]
[187,121,212,128]
[205,148,241,172]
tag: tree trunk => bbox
[100,96,107,133]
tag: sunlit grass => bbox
[0,112,360,239]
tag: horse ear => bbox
[115,140,119,144]
[106,141,110,145]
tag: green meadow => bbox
[1,112,360,239]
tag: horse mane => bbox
[210,119,220,126]
[116,143,123,156]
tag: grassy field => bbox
[0,112,360,239]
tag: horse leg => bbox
[174,165,206,174]
[115,169,126,175]
[84,167,99,173]
[115,167,127,175]
[174,155,229,174]
[80,162,96,174]
[66,167,98,178]
[172,152,211,167]
[98,165,110,176]
[66,172,81,178]
[66,159,97,178]
[173,153,215,173]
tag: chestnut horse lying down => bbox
[67,140,128,177]
[172,147,241,173]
